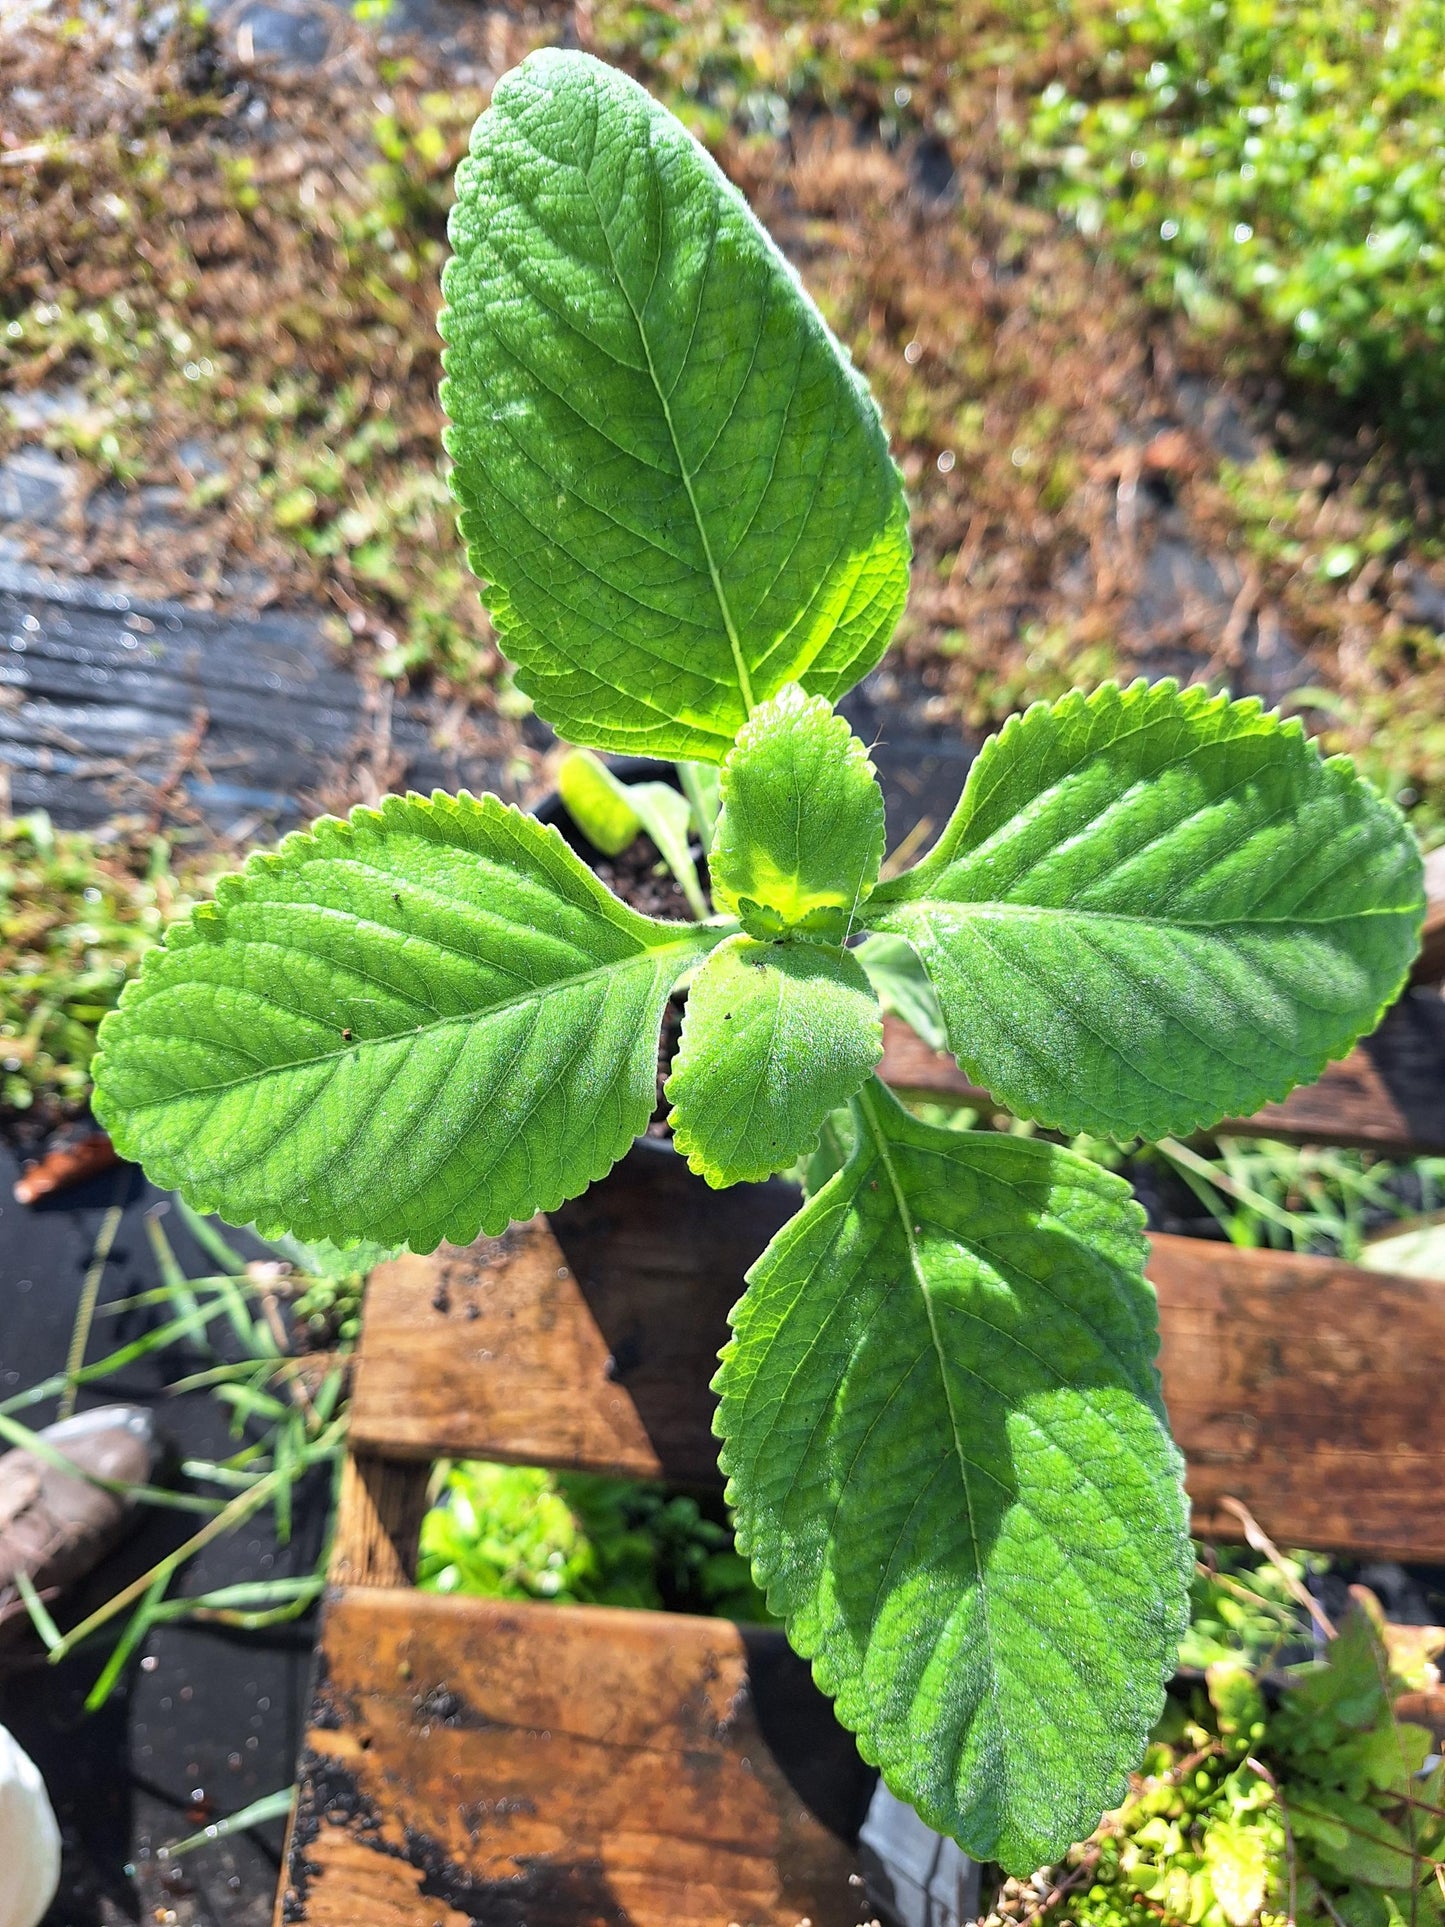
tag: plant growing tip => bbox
[88,48,1427,1876]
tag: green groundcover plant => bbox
[91,52,1426,1873]
[1028,1601,1445,1927]
[1024,0,1445,442]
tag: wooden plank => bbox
[878,992,1445,1155]
[276,1588,875,1927]
[1147,1236,1445,1563]
[351,1148,797,1480]
[329,1453,431,1589]
[350,1149,1445,1563]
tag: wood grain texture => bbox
[350,1147,1445,1563]
[879,994,1445,1155]
[1146,1236,1445,1563]
[329,1454,431,1589]
[350,1146,797,1479]
[276,1588,875,1927]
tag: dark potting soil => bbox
[559,823,701,1139]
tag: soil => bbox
[562,823,701,1137]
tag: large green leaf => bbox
[666,935,881,1184]
[710,683,885,940]
[716,1079,1190,1871]
[92,795,717,1251]
[864,680,1424,1140]
[440,51,910,762]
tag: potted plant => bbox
[91,50,1425,1877]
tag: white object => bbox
[858,1779,979,1927]
[0,1724,60,1927]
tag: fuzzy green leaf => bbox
[666,935,881,1184]
[711,684,885,941]
[92,795,717,1251]
[864,680,1424,1140]
[440,51,910,762]
[716,1079,1190,1870]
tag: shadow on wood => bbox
[351,1144,1445,1565]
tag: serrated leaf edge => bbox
[91,790,714,1250]
[864,676,1425,1140]
[711,1093,1193,1864]
[870,676,1423,908]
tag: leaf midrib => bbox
[579,127,756,716]
[123,932,711,1111]
[855,1078,1005,1796]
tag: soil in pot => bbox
[540,779,707,1137]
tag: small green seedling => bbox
[92,52,1425,1873]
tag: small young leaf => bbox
[624,782,709,920]
[441,52,909,761]
[1204,1818,1273,1925]
[711,684,885,941]
[678,761,722,853]
[716,1079,1190,1871]
[92,794,717,1251]
[557,749,643,856]
[666,935,881,1185]
[558,753,708,915]
[865,680,1424,1140]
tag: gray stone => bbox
[0,447,75,530]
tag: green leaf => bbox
[666,935,881,1184]
[269,1233,404,1280]
[557,748,643,856]
[440,51,909,762]
[865,680,1424,1141]
[92,794,717,1251]
[711,684,885,941]
[855,931,947,1050]
[1204,1818,1274,1926]
[1289,1791,1419,1889]
[678,761,722,853]
[716,1078,1190,1870]
[798,1103,857,1198]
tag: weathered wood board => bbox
[351,1147,1445,1565]
[279,1589,876,1927]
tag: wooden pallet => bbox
[278,875,1445,1927]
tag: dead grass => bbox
[1,0,1442,835]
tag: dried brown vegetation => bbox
[1,0,1441,831]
